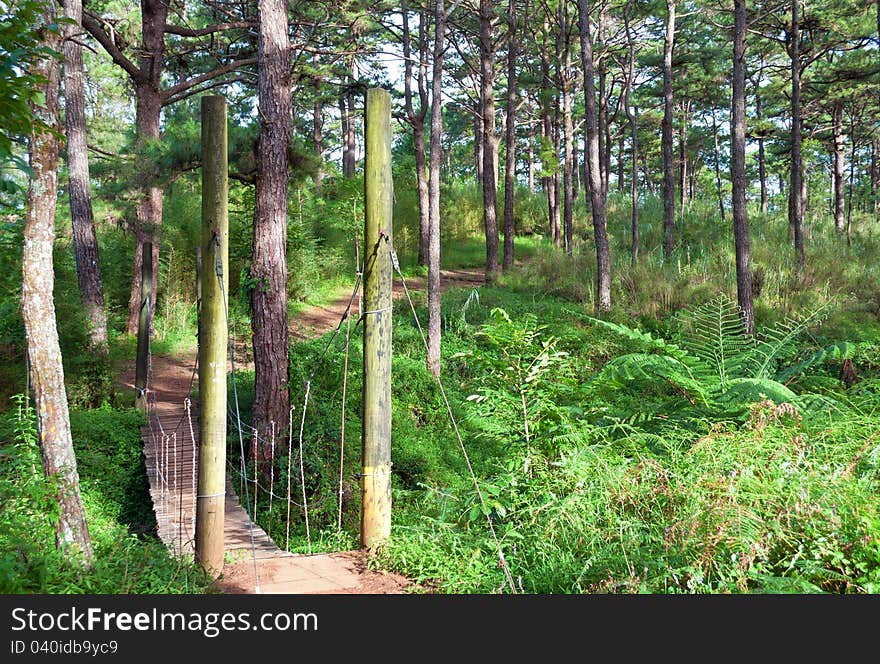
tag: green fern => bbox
[587,294,844,418]
[677,294,753,390]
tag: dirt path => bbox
[290,268,484,341]
[122,266,486,594]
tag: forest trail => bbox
[125,266,485,593]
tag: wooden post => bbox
[195,245,202,339]
[361,88,393,549]
[134,242,152,411]
[195,96,229,576]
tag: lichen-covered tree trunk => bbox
[427,0,447,377]
[24,4,93,565]
[732,0,754,335]
[502,0,517,270]
[313,99,324,192]
[756,92,768,215]
[402,3,430,267]
[832,101,846,233]
[125,0,168,335]
[789,0,805,272]
[662,0,676,258]
[577,0,611,312]
[623,5,639,264]
[251,0,291,456]
[64,0,108,352]
[480,0,499,282]
[561,1,575,256]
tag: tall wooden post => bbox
[195,96,228,575]
[361,88,393,549]
[195,246,202,341]
[134,242,152,411]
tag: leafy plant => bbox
[586,294,852,418]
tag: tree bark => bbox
[871,137,879,218]
[732,0,754,334]
[427,0,447,377]
[474,103,484,183]
[662,0,676,258]
[502,0,518,270]
[561,0,575,255]
[24,3,93,564]
[480,0,499,282]
[712,110,726,223]
[403,4,430,266]
[846,113,856,246]
[527,104,536,193]
[313,99,324,192]
[251,0,291,458]
[679,100,689,209]
[623,5,638,264]
[597,5,608,197]
[578,0,611,312]
[124,0,168,336]
[341,65,357,177]
[832,101,846,233]
[756,92,768,215]
[789,0,805,272]
[64,0,108,353]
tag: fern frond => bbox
[744,301,832,380]
[585,316,697,365]
[775,342,855,384]
[719,377,799,408]
[677,293,753,389]
[590,353,711,406]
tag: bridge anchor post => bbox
[195,96,228,576]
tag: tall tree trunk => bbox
[251,0,291,456]
[341,66,357,177]
[624,5,638,264]
[756,92,768,215]
[540,51,560,246]
[871,137,879,218]
[679,100,689,209]
[562,0,574,255]
[732,0,754,334]
[846,113,856,246]
[527,104,536,193]
[24,3,93,564]
[125,0,168,335]
[474,103,484,183]
[597,4,608,197]
[64,0,108,353]
[617,130,625,192]
[427,0,447,377]
[578,0,611,312]
[789,0,805,272]
[480,0,500,281]
[712,110,726,223]
[313,99,324,192]
[403,4,430,266]
[662,0,677,258]
[502,0,518,270]
[832,101,846,233]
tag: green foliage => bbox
[0,398,211,593]
[0,0,63,194]
[585,294,847,418]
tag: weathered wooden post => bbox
[195,96,228,575]
[361,88,393,549]
[134,242,152,411]
[195,245,202,338]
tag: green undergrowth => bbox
[0,398,212,593]
[229,266,880,592]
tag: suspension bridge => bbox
[131,91,516,594]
